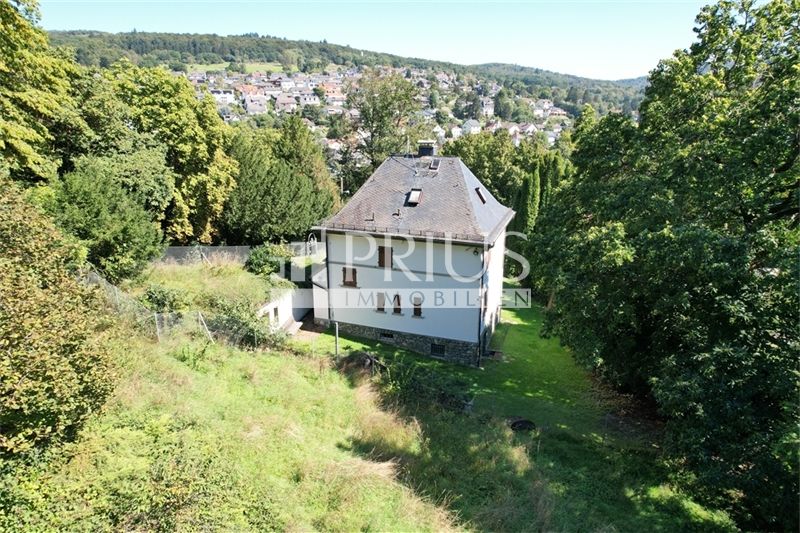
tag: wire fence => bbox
[81,266,283,349]
[158,243,320,265]
[160,245,252,265]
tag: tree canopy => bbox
[347,70,420,170]
[531,1,799,528]
[222,117,338,244]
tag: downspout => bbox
[325,232,333,322]
[476,245,486,367]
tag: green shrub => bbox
[204,297,285,349]
[49,156,165,282]
[141,283,190,312]
[245,243,292,277]
[367,355,471,410]
[0,181,116,455]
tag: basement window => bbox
[407,188,423,206]
[475,187,487,204]
[430,343,446,356]
[342,267,357,287]
[380,331,394,340]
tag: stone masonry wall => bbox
[335,322,481,366]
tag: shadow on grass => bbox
[329,339,734,532]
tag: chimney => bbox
[417,139,436,157]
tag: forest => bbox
[1,0,798,530]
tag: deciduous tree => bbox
[347,70,419,170]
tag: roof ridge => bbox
[451,159,486,238]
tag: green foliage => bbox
[141,283,190,312]
[245,243,293,277]
[308,305,736,531]
[0,181,115,455]
[532,1,799,528]
[493,88,514,120]
[443,131,522,205]
[137,262,273,312]
[273,114,338,211]
[222,127,330,244]
[0,332,456,531]
[347,70,419,169]
[108,60,238,243]
[443,131,568,224]
[374,356,471,411]
[513,165,540,234]
[0,0,75,180]
[204,298,285,349]
[453,90,481,120]
[49,156,165,282]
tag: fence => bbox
[81,266,282,348]
[160,245,252,264]
[159,243,320,265]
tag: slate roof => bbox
[316,155,514,244]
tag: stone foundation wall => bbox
[336,322,481,366]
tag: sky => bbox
[39,0,710,80]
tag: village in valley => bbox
[192,64,574,163]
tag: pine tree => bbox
[222,129,320,244]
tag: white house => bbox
[209,89,236,106]
[481,97,495,117]
[463,119,482,135]
[311,142,514,366]
[298,92,320,107]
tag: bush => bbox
[245,243,293,277]
[0,181,115,454]
[141,283,190,312]
[204,297,285,349]
[50,156,165,282]
[367,355,471,411]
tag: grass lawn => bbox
[2,262,735,531]
[126,261,292,313]
[2,332,456,531]
[187,62,286,73]
[244,61,284,73]
[293,305,736,531]
[187,62,228,72]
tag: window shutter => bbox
[377,292,385,312]
[342,267,357,286]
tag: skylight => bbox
[475,187,487,204]
[429,159,440,171]
[408,188,423,205]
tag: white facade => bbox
[318,232,505,345]
[209,89,236,106]
[258,287,313,334]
